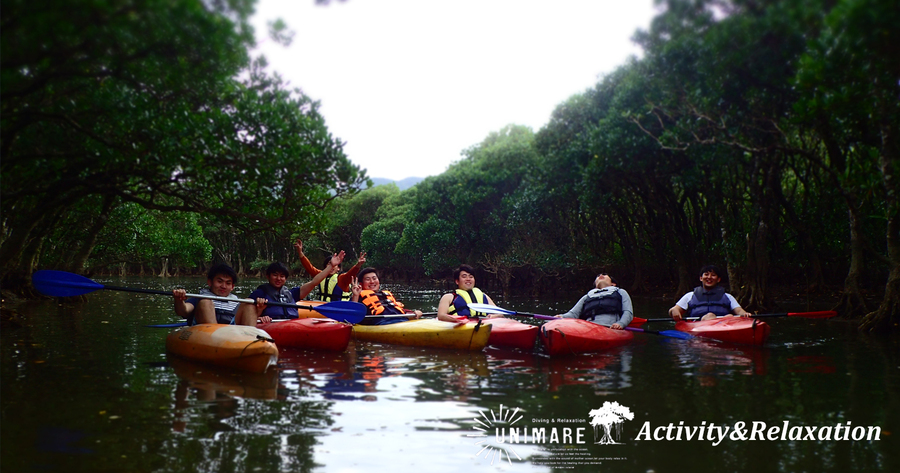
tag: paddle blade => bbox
[32,270,104,297]
[467,303,516,315]
[788,310,837,319]
[658,329,693,340]
[311,301,367,324]
[626,326,693,340]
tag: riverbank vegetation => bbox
[2,0,897,332]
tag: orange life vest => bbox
[359,290,405,315]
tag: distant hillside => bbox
[368,176,424,191]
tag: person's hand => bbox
[330,250,346,269]
[350,277,362,298]
[173,289,187,301]
[254,297,268,317]
[294,239,304,256]
[413,310,423,319]
[358,251,367,264]
[610,323,623,330]
[257,315,272,324]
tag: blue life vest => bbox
[257,283,299,319]
[580,288,623,320]
[687,286,732,318]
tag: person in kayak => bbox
[249,251,346,320]
[436,264,498,323]
[294,238,367,302]
[350,267,423,325]
[668,265,750,321]
[554,273,633,329]
[172,263,265,326]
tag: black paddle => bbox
[31,270,366,324]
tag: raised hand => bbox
[294,239,304,256]
[330,250,346,269]
[350,277,362,298]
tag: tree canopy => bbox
[3,0,897,332]
[1,0,367,287]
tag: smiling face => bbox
[207,274,235,297]
[360,271,380,291]
[267,271,288,289]
[699,270,721,289]
[456,270,476,291]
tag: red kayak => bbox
[472,317,539,350]
[258,318,352,352]
[674,317,770,346]
[539,319,634,356]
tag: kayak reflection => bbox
[662,337,770,385]
[169,355,279,432]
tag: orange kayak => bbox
[165,324,278,373]
[167,355,279,400]
[675,317,770,345]
[258,318,352,351]
[539,319,634,356]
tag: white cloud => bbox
[251,0,657,178]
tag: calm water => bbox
[1,276,898,473]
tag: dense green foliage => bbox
[313,0,897,330]
[2,0,896,330]
[1,0,367,284]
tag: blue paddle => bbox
[31,270,366,324]
[467,303,694,340]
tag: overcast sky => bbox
[250,0,658,180]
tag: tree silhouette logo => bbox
[589,401,634,445]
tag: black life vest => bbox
[686,286,732,318]
[580,287,624,320]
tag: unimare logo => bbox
[589,401,634,444]
[467,402,636,466]
[467,404,525,465]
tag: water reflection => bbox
[662,338,770,385]
[1,278,895,473]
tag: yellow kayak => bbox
[351,319,492,351]
[165,324,278,373]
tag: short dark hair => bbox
[265,262,290,276]
[454,264,476,281]
[700,265,722,278]
[357,267,377,281]
[596,273,619,287]
[207,264,238,284]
